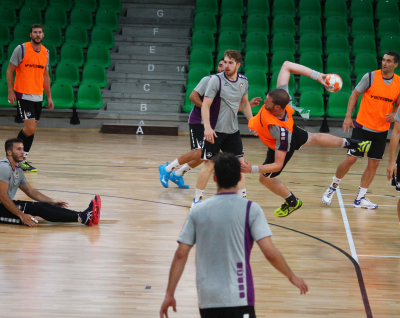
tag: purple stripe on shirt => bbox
[277,127,289,151]
[188,95,203,125]
[209,75,222,129]
[244,200,255,306]
[354,121,363,129]
[368,72,372,90]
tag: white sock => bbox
[356,187,368,200]
[342,138,350,147]
[331,176,342,189]
[238,189,247,198]
[166,159,180,172]
[195,188,204,202]
[23,152,29,160]
[175,163,192,177]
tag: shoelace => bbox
[326,187,336,197]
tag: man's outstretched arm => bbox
[19,183,68,208]
[240,149,286,174]
[277,61,328,89]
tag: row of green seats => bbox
[53,63,106,87]
[0,0,121,13]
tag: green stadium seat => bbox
[325,53,351,75]
[42,25,63,47]
[75,84,103,110]
[219,13,243,34]
[378,35,400,57]
[191,31,215,52]
[98,0,121,13]
[7,42,19,60]
[54,63,80,86]
[324,0,347,19]
[44,43,58,67]
[0,0,22,10]
[298,92,325,117]
[0,6,16,28]
[245,14,269,35]
[271,15,295,35]
[271,33,296,54]
[218,31,242,52]
[299,52,324,72]
[272,0,295,17]
[182,88,195,113]
[48,65,53,82]
[298,34,323,55]
[297,76,324,94]
[349,0,373,19]
[193,13,217,34]
[45,7,68,29]
[271,71,295,92]
[70,8,93,30]
[270,51,295,73]
[91,26,114,49]
[19,6,42,25]
[0,46,4,65]
[13,24,31,43]
[245,69,268,92]
[75,0,97,12]
[1,60,10,82]
[350,17,375,38]
[186,68,210,88]
[86,45,111,68]
[375,0,399,19]
[96,9,119,31]
[354,93,363,116]
[24,0,47,11]
[298,16,322,37]
[246,0,269,17]
[325,72,352,95]
[49,0,72,11]
[65,25,88,48]
[324,34,349,55]
[194,0,218,15]
[0,25,10,47]
[244,32,269,53]
[60,44,84,67]
[81,64,107,88]
[51,83,74,109]
[377,18,400,39]
[0,81,12,107]
[326,92,352,118]
[324,16,348,37]
[220,0,244,16]
[248,88,266,115]
[353,54,378,76]
[298,0,321,18]
[188,49,213,71]
[351,35,376,57]
[243,51,268,73]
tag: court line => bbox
[341,194,400,198]
[358,255,400,258]
[344,204,396,207]
[35,188,373,318]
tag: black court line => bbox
[36,189,373,317]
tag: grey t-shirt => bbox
[205,72,249,134]
[10,43,50,102]
[0,158,28,203]
[178,194,272,309]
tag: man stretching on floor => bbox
[0,138,100,227]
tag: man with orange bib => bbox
[322,51,400,209]
[6,24,54,172]
[241,62,371,217]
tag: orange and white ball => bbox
[325,74,343,93]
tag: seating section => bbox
[186,0,400,119]
[0,1,119,113]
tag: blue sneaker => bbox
[169,171,189,189]
[190,198,203,210]
[159,162,172,188]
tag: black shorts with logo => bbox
[17,98,42,121]
[189,124,204,150]
[199,306,256,318]
[346,127,387,160]
[262,125,309,178]
[201,130,244,160]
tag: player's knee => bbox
[367,159,380,169]
[345,155,358,165]
[23,126,36,136]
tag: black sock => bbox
[343,138,361,149]
[285,192,297,207]
[17,130,34,154]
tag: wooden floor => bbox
[0,128,399,318]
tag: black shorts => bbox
[347,127,388,160]
[262,125,309,178]
[189,124,204,150]
[200,306,256,318]
[201,130,244,160]
[391,149,400,191]
[17,99,42,121]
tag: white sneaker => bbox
[353,197,378,209]
[322,186,337,205]
[190,198,203,210]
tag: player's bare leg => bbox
[237,157,247,198]
[191,160,214,208]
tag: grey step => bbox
[118,44,188,55]
[106,71,187,81]
[110,53,189,63]
[115,62,187,74]
[103,91,184,101]
[111,82,184,93]
[126,7,192,20]
[107,101,181,112]
[110,78,185,85]
[119,17,193,26]
[122,27,190,37]
[115,36,190,44]
[123,0,195,5]
[124,3,194,9]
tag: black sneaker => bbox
[79,200,94,226]
[20,160,37,172]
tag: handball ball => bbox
[325,74,343,93]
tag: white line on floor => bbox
[341,194,400,198]
[358,255,400,258]
[343,204,397,207]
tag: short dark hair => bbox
[214,153,241,189]
[5,138,23,153]
[267,88,290,109]
[224,49,242,64]
[30,24,43,33]
[218,58,224,63]
[384,50,399,63]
